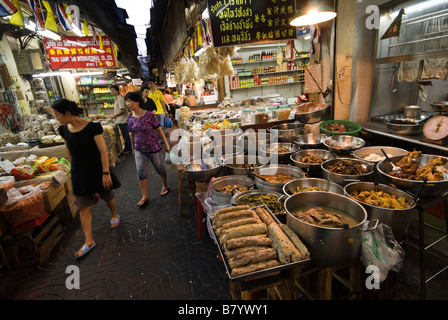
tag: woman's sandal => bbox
[137,199,149,208]
[111,216,120,228]
[74,243,96,259]
[160,187,170,196]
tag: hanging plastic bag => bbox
[165,116,173,128]
[360,220,405,282]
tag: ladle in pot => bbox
[410,179,427,208]
[381,149,403,175]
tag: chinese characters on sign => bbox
[207,0,296,47]
[44,36,116,69]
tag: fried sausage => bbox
[225,235,272,250]
[225,246,270,259]
[255,207,276,226]
[211,205,251,221]
[228,248,277,269]
[230,260,280,277]
[216,217,259,237]
[280,224,310,259]
[212,210,255,228]
[268,223,303,263]
[219,223,268,245]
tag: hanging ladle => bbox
[410,179,428,208]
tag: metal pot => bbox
[283,178,344,196]
[384,121,424,135]
[231,189,284,214]
[237,131,272,154]
[352,146,408,163]
[253,164,305,193]
[376,154,448,197]
[285,192,367,267]
[321,158,375,186]
[259,143,300,164]
[323,135,366,156]
[293,133,329,149]
[290,149,337,177]
[184,159,223,182]
[430,101,448,112]
[269,122,304,143]
[223,155,269,176]
[210,175,255,206]
[203,144,244,161]
[403,105,422,119]
[344,182,416,240]
[294,102,330,124]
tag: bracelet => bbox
[103,172,110,175]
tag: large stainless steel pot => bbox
[377,154,448,197]
[293,133,329,149]
[344,182,416,240]
[203,144,244,161]
[293,102,330,124]
[230,189,284,214]
[285,192,367,267]
[269,122,303,143]
[259,143,300,164]
[321,158,375,186]
[283,178,344,196]
[210,175,255,206]
[323,135,366,156]
[237,131,272,155]
[254,164,305,193]
[352,146,408,163]
[290,149,337,177]
[184,159,223,182]
[223,155,269,176]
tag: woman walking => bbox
[51,99,120,259]
[125,92,171,208]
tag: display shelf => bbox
[233,69,305,77]
[232,55,310,66]
[230,81,304,90]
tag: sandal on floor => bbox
[160,187,170,196]
[111,216,120,228]
[74,243,96,259]
[137,199,149,208]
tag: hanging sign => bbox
[207,0,297,47]
[44,36,116,69]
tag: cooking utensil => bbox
[352,146,408,163]
[283,178,344,196]
[269,122,303,143]
[223,155,269,176]
[409,178,427,208]
[237,131,272,154]
[344,182,416,240]
[384,120,424,135]
[376,154,448,197]
[184,159,223,182]
[285,192,367,267]
[203,144,244,161]
[253,164,305,193]
[321,158,375,186]
[293,133,329,149]
[231,189,284,214]
[209,175,255,206]
[323,135,366,156]
[294,102,330,124]
[403,105,422,120]
[259,142,300,164]
[290,149,337,177]
[430,101,448,112]
[381,148,403,175]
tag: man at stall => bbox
[147,80,169,131]
[108,85,132,155]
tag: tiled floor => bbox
[0,154,447,300]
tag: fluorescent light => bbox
[25,20,61,41]
[72,71,104,76]
[290,5,337,27]
[33,71,71,77]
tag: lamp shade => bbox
[290,3,337,27]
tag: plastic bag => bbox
[0,186,45,226]
[0,176,15,191]
[10,165,36,180]
[165,116,173,128]
[360,220,405,282]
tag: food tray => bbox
[212,205,310,281]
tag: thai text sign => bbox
[44,36,116,69]
[207,0,297,47]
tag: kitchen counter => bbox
[358,121,448,155]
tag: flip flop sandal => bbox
[160,187,170,196]
[74,243,96,259]
[111,216,120,228]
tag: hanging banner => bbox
[44,36,116,69]
[206,0,297,47]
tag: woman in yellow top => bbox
[148,80,169,130]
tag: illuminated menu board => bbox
[207,0,297,47]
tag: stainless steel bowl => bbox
[323,135,366,155]
[269,122,304,143]
[430,101,448,112]
[293,133,329,149]
[237,131,272,154]
[223,155,269,176]
[294,102,330,124]
[259,143,300,164]
[322,158,375,186]
[283,178,344,196]
[231,189,284,214]
[344,182,416,240]
[203,144,244,161]
[254,164,305,193]
[205,129,243,146]
[352,146,408,163]
[210,175,255,206]
[184,159,223,182]
[377,154,448,197]
[290,149,337,177]
[384,121,424,135]
[285,192,367,267]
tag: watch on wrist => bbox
[103,171,110,175]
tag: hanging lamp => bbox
[290,1,337,27]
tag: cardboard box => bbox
[64,174,73,194]
[43,185,66,212]
[65,192,79,219]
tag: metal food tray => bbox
[370,111,435,123]
[212,205,310,281]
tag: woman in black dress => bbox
[51,99,120,259]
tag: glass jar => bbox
[241,109,254,125]
[277,106,292,121]
[255,108,269,124]
[268,107,278,121]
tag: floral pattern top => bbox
[127,111,161,154]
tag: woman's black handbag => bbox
[110,170,121,190]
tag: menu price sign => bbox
[44,36,116,70]
[207,0,297,47]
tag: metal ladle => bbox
[381,149,403,175]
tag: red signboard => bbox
[44,36,116,69]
